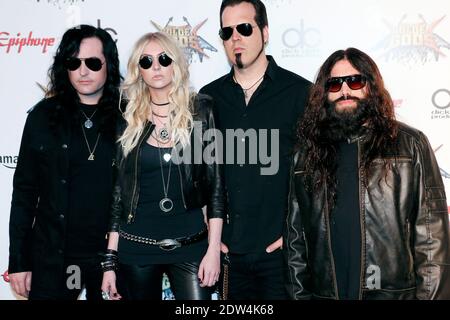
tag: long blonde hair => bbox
[119,32,194,157]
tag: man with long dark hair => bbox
[284,47,450,299]
[8,25,121,300]
[200,0,310,299]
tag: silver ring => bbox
[102,291,110,300]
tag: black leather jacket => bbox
[109,94,225,231]
[284,122,450,300]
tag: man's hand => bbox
[9,271,32,298]
[266,236,283,253]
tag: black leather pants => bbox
[117,261,213,300]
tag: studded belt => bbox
[119,228,208,251]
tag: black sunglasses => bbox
[219,23,256,41]
[64,57,104,72]
[138,53,173,69]
[325,74,367,92]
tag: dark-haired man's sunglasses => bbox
[219,23,256,41]
[326,74,367,92]
[138,53,173,69]
[65,57,104,72]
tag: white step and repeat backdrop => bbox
[0,0,449,299]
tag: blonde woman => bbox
[101,32,224,300]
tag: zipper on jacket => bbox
[128,124,153,223]
[177,162,187,209]
[405,217,413,281]
[173,150,187,209]
[324,187,340,300]
[357,139,366,300]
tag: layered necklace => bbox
[151,100,171,143]
[79,107,100,161]
[151,112,173,213]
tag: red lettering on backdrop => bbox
[1,270,9,283]
[0,31,56,53]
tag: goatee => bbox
[235,53,244,69]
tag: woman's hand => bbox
[101,270,122,300]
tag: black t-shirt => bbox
[330,141,361,300]
[118,143,207,265]
[65,103,115,258]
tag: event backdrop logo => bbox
[374,15,450,65]
[151,18,217,64]
[281,19,321,58]
[1,270,9,283]
[0,31,56,54]
[35,0,85,7]
[264,0,293,7]
[1,155,18,169]
[431,88,450,120]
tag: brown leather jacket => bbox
[284,121,450,300]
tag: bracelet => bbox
[101,260,118,272]
[105,249,118,255]
[101,249,119,272]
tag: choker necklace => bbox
[80,124,101,160]
[151,100,170,106]
[80,108,98,129]
[152,114,173,213]
[233,74,264,99]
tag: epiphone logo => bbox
[0,31,56,54]
[0,155,18,169]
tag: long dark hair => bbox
[46,24,121,136]
[220,0,268,29]
[298,48,398,207]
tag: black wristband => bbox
[105,249,118,255]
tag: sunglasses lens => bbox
[65,57,81,71]
[236,23,253,37]
[347,75,366,90]
[85,58,103,72]
[139,56,153,69]
[219,27,233,41]
[158,54,173,67]
[326,79,343,93]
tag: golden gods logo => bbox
[375,15,450,65]
[151,17,217,64]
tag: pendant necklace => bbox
[80,108,98,129]
[81,124,101,160]
[152,112,171,143]
[152,114,173,213]
[233,74,264,99]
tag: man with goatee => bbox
[200,0,310,300]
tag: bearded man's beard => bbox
[320,96,374,142]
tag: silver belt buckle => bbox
[158,239,181,251]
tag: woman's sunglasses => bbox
[64,57,104,72]
[138,53,173,69]
[325,74,367,92]
[219,23,256,41]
